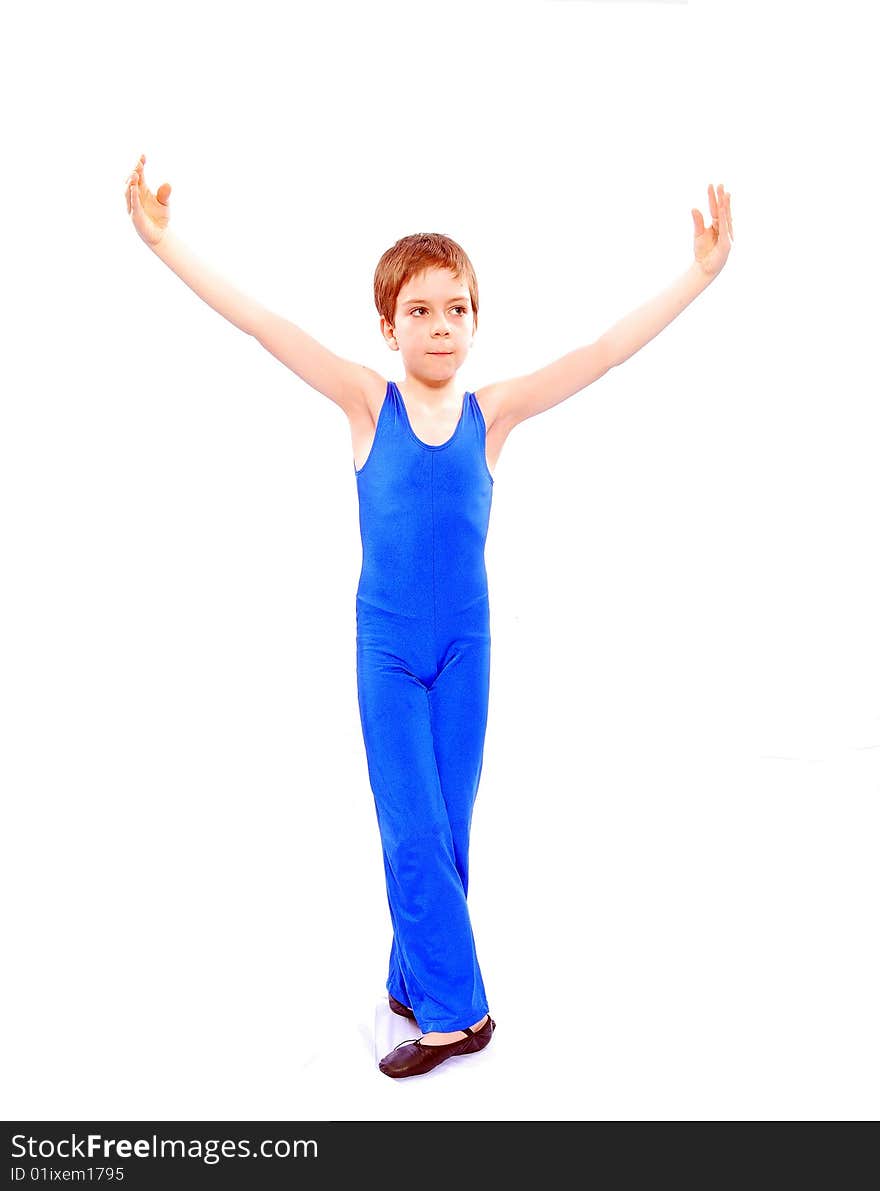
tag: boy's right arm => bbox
[151,230,378,417]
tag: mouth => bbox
[428,351,453,356]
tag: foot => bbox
[388,993,417,1021]
[379,1015,496,1078]
[419,1014,489,1046]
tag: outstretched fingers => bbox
[124,154,145,215]
[709,182,734,244]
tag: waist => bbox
[357,557,489,615]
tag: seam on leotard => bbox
[430,452,437,641]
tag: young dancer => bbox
[125,156,733,1077]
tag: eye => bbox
[410,306,469,316]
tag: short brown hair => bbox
[373,232,479,332]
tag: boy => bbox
[126,155,733,1076]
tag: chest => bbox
[351,396,509,481]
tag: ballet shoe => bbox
[388,993,417,1021]
[379,1015,496,1078]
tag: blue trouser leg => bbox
[357,633,490,1034]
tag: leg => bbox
[357,643,489,1034]
[427,634,492,900]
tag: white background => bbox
[2,0,878,1121]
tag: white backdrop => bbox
[3,0,878,1121]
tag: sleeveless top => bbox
[354,380,494,621]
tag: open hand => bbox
[692,183,733,278]
[124,154,172,248]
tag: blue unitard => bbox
[353,380,494,1034]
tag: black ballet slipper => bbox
[379,1016,496,1078]
[388,993,417,1021]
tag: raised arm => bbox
[483,183,734,431]
[125,154,376,417]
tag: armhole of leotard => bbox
[354,382,391,478]
[471,393,495,487]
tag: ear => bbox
[380,315,398,347]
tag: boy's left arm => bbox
[489,183,734,427]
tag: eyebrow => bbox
[402,296,470,305]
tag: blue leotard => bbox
[354,379,494,1033]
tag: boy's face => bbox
[383,267,475,377]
